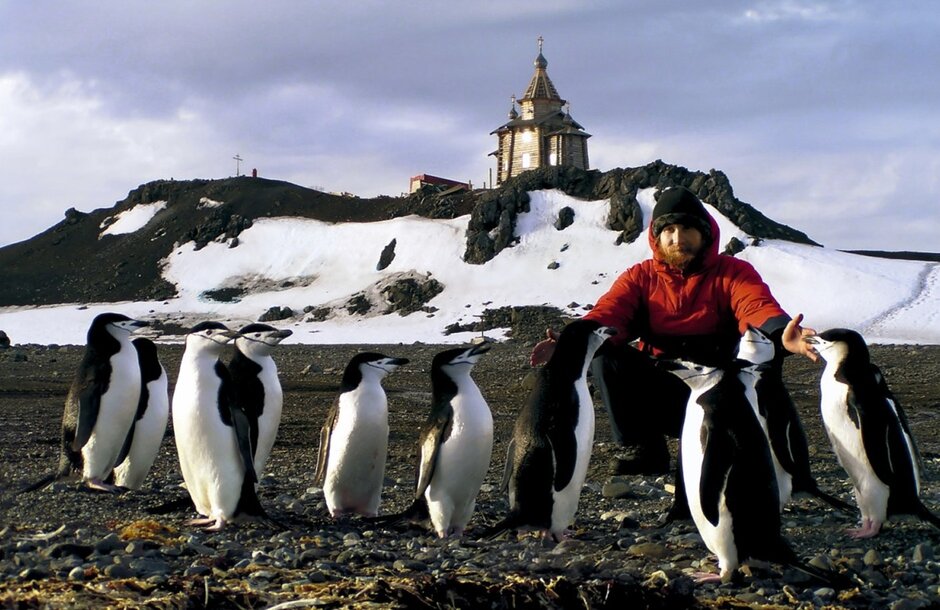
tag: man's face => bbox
[657,224,704,270]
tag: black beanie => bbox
[651,187,712,242]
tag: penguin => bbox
[110,337,169,490]
[313,352,408,518]
[736,326,853,513]
[669,359,847,585]
[483,320,615,542]
[380,344,492,537]
[806,328,940,538]
[229,323,293,479]
[28,312,148,493]
[172,322,264,530]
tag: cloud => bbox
[0,72,222,244]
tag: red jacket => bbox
[584,211,788,361]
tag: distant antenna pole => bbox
[233,154,243,177]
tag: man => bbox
[531,186,817,475]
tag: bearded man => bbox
[530,186,818,479]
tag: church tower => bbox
[490,37,591,185]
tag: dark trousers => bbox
[590,344,691,450]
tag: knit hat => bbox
[650,187,712,242]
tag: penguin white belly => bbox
[82,348,141,480]
[680,399,739,576]
[113,372,169,489]
[173,370,244,520]
[426,389,493,535]
[819,374,889,523]
[549,382,595,536]
[324,387,388,517]
[252,364,283,478]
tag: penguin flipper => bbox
[113,420,137,471]
[499,438,516,494]
[73,381,104,451]
[217,360,259,484]
[230,405,259,484]
[414,403,452,498]
[313,402,338,486]
[700,423,733,527]
[547,386,579,492]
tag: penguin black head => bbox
[432,343,491,376]
[88,312,148,346]
[548,320,616,376]
[736,325,775,366]
[236,323,293,357]
[664,359,722,391]
[341,352,409,392]
[187,321,239,352]
[804,328,870,365]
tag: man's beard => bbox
[659,245,698,271]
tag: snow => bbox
[99,200,167,238]
[2,189,938,347]
[197,197,224,209]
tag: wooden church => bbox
[490,38,591,185]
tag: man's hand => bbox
[783,313,819,362]
[529,328,560,366]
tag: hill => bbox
[0,162,812,307]
[1,161,937,347]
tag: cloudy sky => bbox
[1,1,937,252]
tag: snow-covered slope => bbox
[1,189,937,346]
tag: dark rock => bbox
[377,238,397,271]
[555,207,575,230]
[345,294,372,315]
[381,277,444,315]
[463,163,817,264]
[259,306,294,322]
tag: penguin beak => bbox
[388,357,410,366]
[469,343,492,357]
[274,329,293,340]
[131,320,149,329]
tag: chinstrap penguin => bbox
[110,337,169,490]
[379,344,493,537]
[26,312,148,493]
[736,326,853,513]
[173,322,265,530]
[229,323,293,479]
[483,320,615,542]
[669,359,848,585]
[314,352,408,518]
[807,328,940,537]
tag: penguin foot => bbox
[84,479,123,494]
[185,517,227,531]
[847,518,881,538]
[692,571,722,584]
[438,526,464,538]
[546,529,571,543]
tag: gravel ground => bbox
[0,340,939,609]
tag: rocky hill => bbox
[0,162,816,307]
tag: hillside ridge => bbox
[0,162,815,307]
